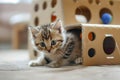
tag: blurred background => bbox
[0,0,32,50]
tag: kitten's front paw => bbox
[28,60,44,67]
[47,61,61,68]
[75,57,83,64]
[28,61,38,67]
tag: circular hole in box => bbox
[103,36,115,55]
[75,6,91,23]
[100,8,113,18]
[88,32,96,41]
[88,0,93,4]
[109,0,114,6]
[51,12,57,22]
[34,17,39,26]
[43,1,47,10]
[34,4,39,12]
[51,0,57,8]
[100,8,113,24]
[96,0,101,5]
[88,48,96,57]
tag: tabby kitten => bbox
[28,19,82,68]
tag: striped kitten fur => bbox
[29,19,82,68]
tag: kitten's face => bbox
[30,20,65,54]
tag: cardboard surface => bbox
[82,24,120,65]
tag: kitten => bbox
[28,19,82,68]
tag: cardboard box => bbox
[66,24,120,65]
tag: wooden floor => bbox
[0,50,120,80]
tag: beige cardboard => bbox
[82,24,120,66]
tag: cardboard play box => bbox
[28,0,120,65]
[66,24,120,66]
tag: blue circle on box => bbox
[101,13,112,24]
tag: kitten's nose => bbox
[48,50,51,53]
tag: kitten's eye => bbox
[51,40,56,45]
[40,42,46,47]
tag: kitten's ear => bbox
[53,19,63,33]
[28,26,39,38]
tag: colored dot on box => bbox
[88,32,95,41]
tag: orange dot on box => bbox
[88,32,95,41]
[51,14,57,22]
